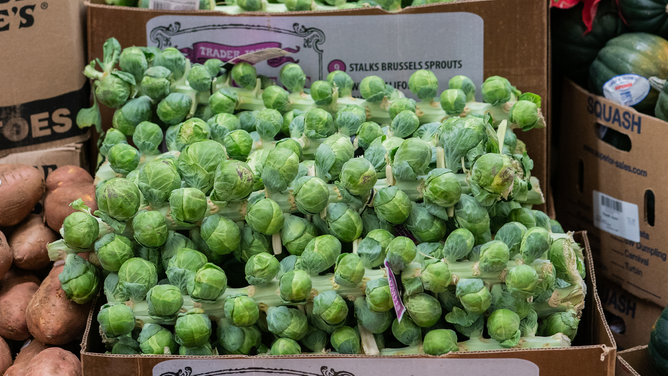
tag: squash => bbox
[650,306,668,374]
[552,0,627,86]
[619,0,668,39]
[650,77,668,121]
[589,32,668,114]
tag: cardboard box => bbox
[85,0,552,214]
[555,79,668,307]
[80,232,616,376]
[617,346,660,376]
[0,0,90,157]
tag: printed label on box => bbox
[603,74,650,107]
[593,190,640,242]
[148,0,199,10]
[146,13,484,100]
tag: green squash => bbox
[649,306,668,374]
[552,0,627,86]
[651,77,668,121]
[589,32,668,114]
[619,0,668,39]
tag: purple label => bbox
[179,42,300,65]
[328,59,346,72]
[384,260,406,322]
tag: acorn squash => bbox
[619,0,668,39]
[649,306,668,374]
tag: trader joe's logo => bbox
[180,42,300,67]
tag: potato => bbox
[23,347,81,376]
[43,165,96,232]
[9,214,57,270]
[4,339,48,376]
[0,269,40,341]
[0,230,12,281]
[0,164,45,227]
[25,264,91,345]
[0,336,11,375]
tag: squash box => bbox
[616,346,660,376]
[555,79,668,307]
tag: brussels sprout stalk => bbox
[378,334,570,355]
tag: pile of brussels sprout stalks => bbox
[52,37,585,357]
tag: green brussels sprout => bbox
[479,240,510,273]
[334,253,364,287]
[300,234,342,275]
[280,110,301,136]
[440,116,486,173]
[262,148,299,193]
[423,329,459,355]
[316,134,355,182]
[255,108,283,141]
[408,70,438,101]
[353,299,393,334]
[187,63,213,92]
[301,326,328,352]
[157,93,192,126]
[550,219,565,234]
[188,263,227,302]
[62,211,99,250]
[153,47,187,80]
[161,231,195,270]
[118,257,158,301]
[96,73,132,109]
[119,46,148,84]
[486,309,522,347]
[278,255,300,280]
[95,233,134,273]
[174,309,212,347]
[339,158,377,197]
[104,273,128,303]
[388,98,417,121]
[179,343,213,356]
[230,62,257,90]
[520,227,552,264]
[390,110,420,139]
[169,188,207,226]
[481,76,513,105]
[246,149,269,191]
[335,104,366,136]
[245,253,280,286]
[280,63,306,94]
[100,129,127,157]
[441,228,475,263]
[200,214,241,256]
[95,178,141,221]
[391,317,421,346]
[361,208,395,237]
[132,121,163,155]
[360,75,387,102]
[496,222,527,258]
[193,105,213,124]
[267,306,308,340]
[404,293,442,327]
[224,294,259,327]
[270,338,302,355]
[166,248,208,293]
[311,80,335,106]
[448,75,476,101]
[456,279,492,314]
[357,229,395,268]
[356,122,383,150]
[230,112,255,134]
[138,323,178,355]
[549,238,578,282]
[312,291,349,326]
[440,89,467,115]
[276,138,303,161]
[385,236,417,274]
[455,195,490,236]
[326,203,363,243]
[217,318,262,354]
[147,284,183,320]
[540,310,579,341]
[59,254,100,304]
[246,197,284,235]
[134,245,163,276]
[392,138,432,181]
[365,278,393,312]
[236,0,262,10]
[303,108,336,139]
[259,85,288,113]
[285,0,313,10]
[489,284,531,320]
[327,70,354,97]
[506,264,539,297]
[404,203,447,243]
[470,153,516,205]
[373,186,412,225]
[221,130,251,162]
[508,99,540,130]
[211,160,255,202]
[209,88,239,115]
[532,210,551,232]
[174,118,211,152]
[421,259,452,293]
[209,112,240,139]
[137,159,182,208]
[132,210,168,248]
[204,58,223,76]
[292,176,329,215]
[281,215,318,256]
[111,336,140,355]
[112,96,152,136]
[279,269,312,303]
[331,326,360,354]
[423,168,462,208]
[140,66,172,101]
[509,208,536,229]
[437,285,463,312]
[235,223,271,263]
[108,143,140,175]
[98,303,135,339]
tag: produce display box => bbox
[85,0,552,214]
[79,232,617,376]
[616,345,659,376]
[598,276,664,351]
[0,0,90,158]
[555,79,668,307]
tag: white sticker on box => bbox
[603,74,650,107]
[148,0,199,10]
[593,190,640,242]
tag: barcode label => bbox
[148,0,199,10]
[603,74,650,107]
[593,191,640,242]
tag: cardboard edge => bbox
[617,345,649,376]
[0,132,91,159]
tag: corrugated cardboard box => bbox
[617,346,659,376]
[555,79,668,307]
[84,0,552,214]
[79,232,616,376]
[0,0,90,157]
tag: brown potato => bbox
[0,269,40,341]
[43,165,96,232]
[23,347,81,376]
[4,339,48,376]
[9,214,57,270]
[0,231,12,281]
[25,264,91,345]
[0,336,11,375]
[0,164,45,227]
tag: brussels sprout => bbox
[335,104,366,136]
[353,299,392,334]
[540,310,579,341]
[104,273,128,303]
[448,75,475,101]
[161,231,195,270]
[231,112,255,134]
[267,306,308,340]
[423,168,462,208]
[175,309,212,347]
[390,110,420,139]
[496,222,527,258]
[236,0,262,11]
[531,210,551,232]
[479,240,510,273]
[486,309,522,347]
[440,89,467,116]
[224,294,259,327]
[301,326,328,352]
[95,233,134,273]
[119,46,148,84]
[285,0,313,10]
[204,58,223,76]
[270,338,302,355]
[255,108,283,141]
[509,208,536,229]
[316,134,355,182]
[132,210,169,248]
[131,121,162,155]
[173,118,211,152]
[333,253,364,288]
[550,219,565,234]
[391,317,421,346]
[404,293,442,327]
[138,323,178,355]
[423,329,459,355]
[140,66,172,101]
[209,112,240,138]
[96,178,141,221]
[508,100,540,131]
[299,234,341,275]
[360,75,387,102]
[246,197,284,235]
[421,259,452,293]
[481,76,513,105]
[404,203,447,243]
[217,318,262,354]
[118,257,158,301]
[279,270,312,303]
[209,88,239,115]
[188,263,227,302]
[471,154,516,205]
[157,93,192,126]
[153,47,187,80]
[137,159,181,208]
[62,211,99,250]
[392,138,431,181]
[292,176,329,215]
[259,86,289,113]
[59,254,100,304]
[330,326,360,354]
[361,208,395,237]
[166,248,208,293]
[199,214,241,256]
[373,186,412,225]
[455,195,490,236]
[388,98,417,121]
[408,70,438,101]
[261,148,299,193]
[224,131,255,161]
[327,70,354,97]
[365,278,393,312]
[356,122,383,150]
[506,264,539,297]
[520,227,552,264]
[168,188,207,226]
[303,108,336,139]
[100,129,127,157]
[187,64,212,93]
[210,160,254,203]
[385,236,416,274]
[147,285,183,319]
[231,62,257,90]
[338,158,377,197]
[108,143,140,175]
[310,80,335,106]
[325,203,363,243]
[456,279,492,314]
[440,116,486,172]
[245,253,280,286]
[111,336,141,355]
[179,343,213,356]
[280,63,306,94]
[95,70,133,109]
[112,97,152,137]
[357,229,394,268]
[98,303,135,339]
[281,215,318,256]
[235,223,271,263]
